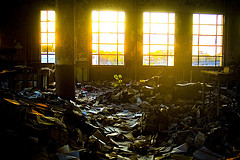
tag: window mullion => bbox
[117,13,119,65]
[47,11,49,63]
[167,13,169,66]
[149,13,151,65]
[98,11,100,65]
[198,14,200,66]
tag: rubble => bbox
[0,75,240,160]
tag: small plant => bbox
[112,74,124,88]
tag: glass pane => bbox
[200,25,216,35]
[150,56,167,66]
[151,24,168,34]
[92,33,98,43]
[169,13,175,23]
[100,55,117,65]
[143,23,150,33]
[150,13,161,23]
[217,26,223,35]
[199,46,216,56]
[119,12,125,22]
[41,55,47,63]
[92,22,98,32]
[41,22,47,32]
[193,25,199,34]
[100,11,117,22]
[143,12,150,23]
[48,44,55,53]
[118,23,125,33]
[168,56,174,66]
[192,46,198,56]
[152,13,168,23]
[158,13,169,23]
[216,57,222,66]
[192,56,198,66]
[41,11,47,21]
[217,36,222,45]
[118,55,124,65]
[100,22,117,32]
[217,15,223,24]
[99,33,117,43]
[169,24,175,34]
[41,44,47,53]
[169,35,174,45]
[143,45,149,55]
[48,33,55,43]
[48,55,55,63]
[150,45,167,55]
[99,44,117,54]
[41,33,47,43]
[193,35,199,45]
[92,55,98,65]
[118,34,125,43]
[217,47,222,56]
[169,46,174,55]
[48,11,55,21]
[199,36,216,45]
[200,14,217,24]
[118,45,124,54]
[48,22,55,32]
[199,57,215,66]
[143,34,149,44]
[143,56,149,65]
[92,11,99,21]
[92,44,98,54]
[150,35,168,44]
[193,14,199,24]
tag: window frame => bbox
[192,13,223,67]
[40,10,55,63]
[143,12,175,66]
[91,11,125,66]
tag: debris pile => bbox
[0,76,240,160]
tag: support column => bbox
[125,10,142,81]
[175,12,192,81]
[55,0,75,100]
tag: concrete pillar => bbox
[225,13,240,66]
[126,10,142,81]
[55,0,75,100]
[175,11,193,81]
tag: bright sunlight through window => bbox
[143,12,175,66]
[92,11,125,65]
[41,10,55,63]
[192,14,223,66]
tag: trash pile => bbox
[0,76,240,160]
